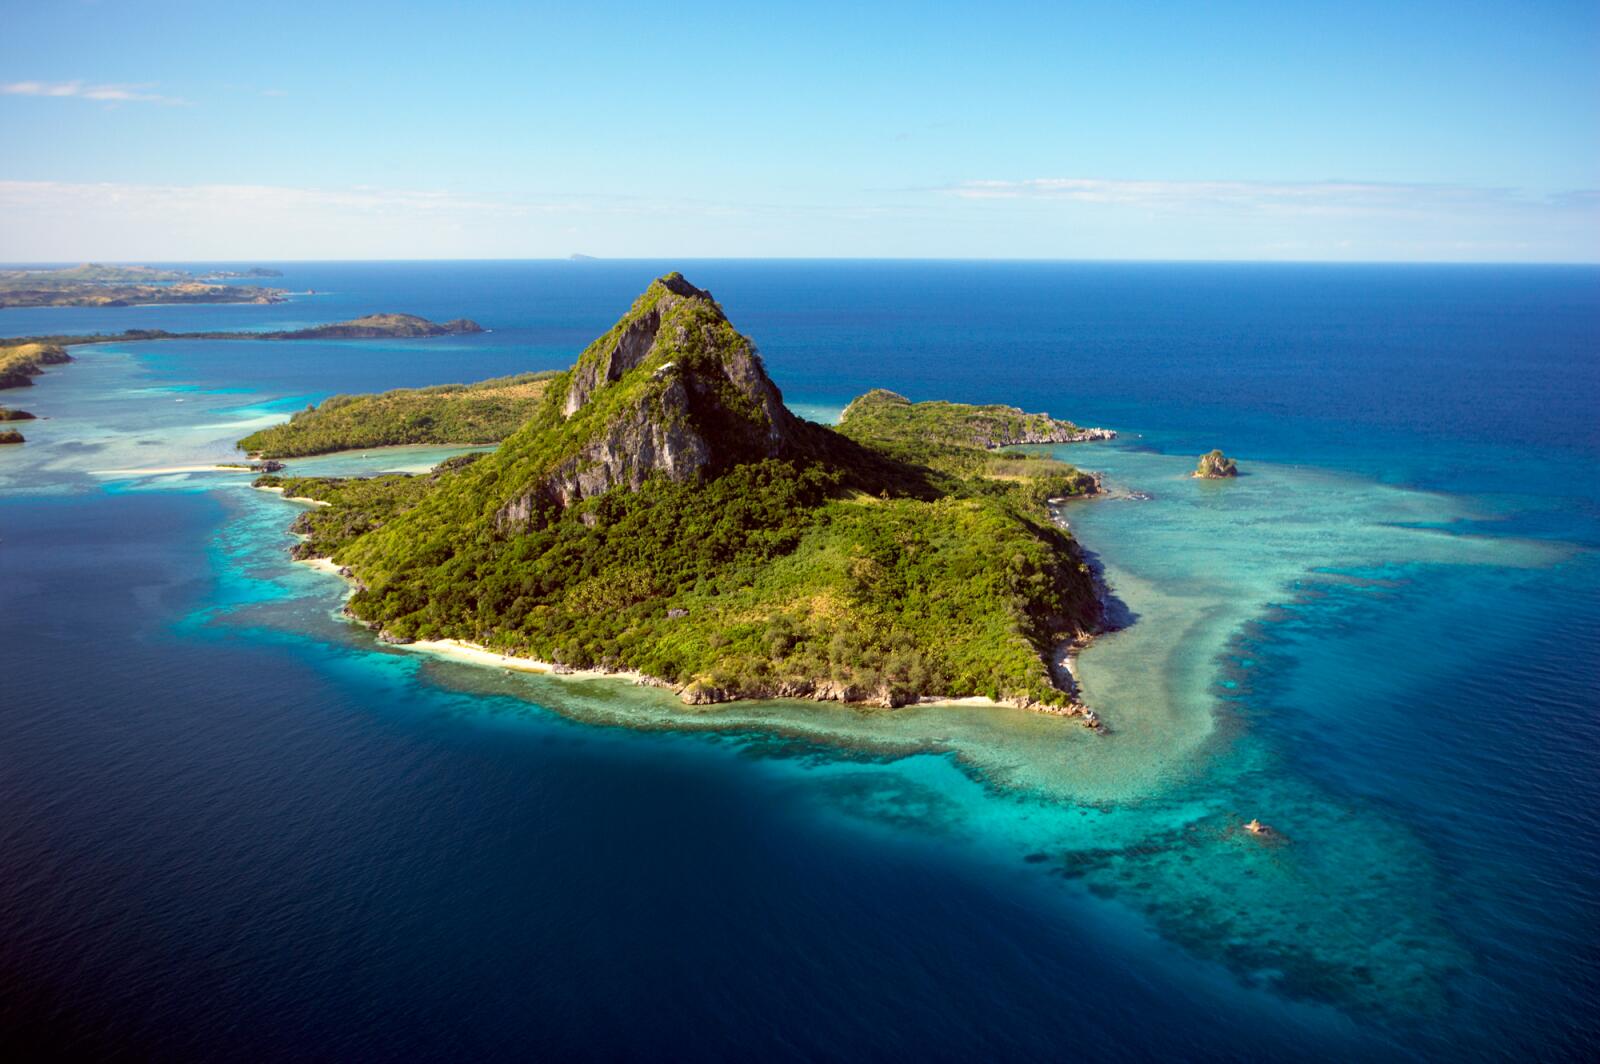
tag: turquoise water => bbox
[2,262,1596,1059]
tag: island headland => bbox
[254,274,1112,720]
[0,342,73,390]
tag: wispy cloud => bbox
[1,178,1594,262]
[0,181,760,260]
[1,80,187,105]
[947,177,1593,217]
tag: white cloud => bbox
[1,80,187,105]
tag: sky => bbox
[2,0,1597,262]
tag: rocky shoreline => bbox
[983,424,1116,448]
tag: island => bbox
[0,429,23,445]
[239,371,559,457]
[0,263,288,309]
[1194,449,1239,478]
[267,313,484,340]
[257,274,1109,718]
[0,406,36,421]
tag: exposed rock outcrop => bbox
[496,273,810,531]
[1194,449,1239,478]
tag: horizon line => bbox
[3,255,1598,267]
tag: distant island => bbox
[0,428,23,445]
[256,274,1111,718]
[1194,449,1239,478]
[268,313,484,340]
[0,406,36,420]
[0,262,288,309]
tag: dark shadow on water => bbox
[1076,541,1138,632]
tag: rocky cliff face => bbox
[494,273,809,532]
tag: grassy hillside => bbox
[0,343,72,390]
[838,389,1112,449]
[239,372,559,457]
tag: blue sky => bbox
[3,1,1596,261]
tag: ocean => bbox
[2,261,1596,1060]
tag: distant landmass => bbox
[268,313,485,340]
[258,274,1110,717]
[0,262,287,309]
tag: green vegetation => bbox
[0,407,36,421]
[836,388,1102,495]
[258,468,455,560]
[1194,449,1239,478]
[839,388,1112,450]
[275,274,1105,710]
[239,372,559,457]
[0,343,72,390]
[0,429,23,444]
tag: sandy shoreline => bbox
[405,638,662,684]
[254,483,331,506]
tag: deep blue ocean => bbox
[2,261,1596,1061]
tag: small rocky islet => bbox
[1194,449,1239,478]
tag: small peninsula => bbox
[1194,449,1239,478]
[839,389,1114,449]
[0,263,288,309]
[270,313,485,340]
[0,429,24,445]
[239,371,559,457]
[0,406,37,421]
[261,274,1108,716]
